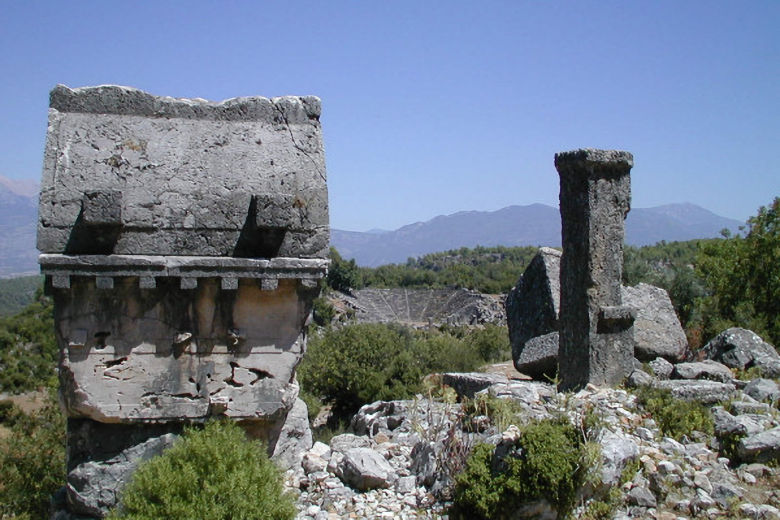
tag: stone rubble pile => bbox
[284,329,779,519]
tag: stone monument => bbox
[555,149,635,391]
[38,85,328,516]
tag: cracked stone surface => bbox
[56,276,312,423]
[38,84,329,258]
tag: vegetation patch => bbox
[450,417,589,520]
[0,290,56,394]
[298,323,504,420]
[0,388,65,520]
[109,420,296,520]
[635,386,714,441]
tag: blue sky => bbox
[1,1,777,231]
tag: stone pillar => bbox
[555,149,636,391]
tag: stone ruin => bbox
[37,85,328,517]
[555,149,636,390]
[508,149,642,390]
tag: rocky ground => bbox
[282,332,780,520]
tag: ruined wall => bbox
[38,85,328,517]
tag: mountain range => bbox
[0,176,38,277]
[333,203,744,267]
[0,175,744,274]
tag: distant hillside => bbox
[0,276,41,316]
[333,203,743,266]
[0,176,38,277]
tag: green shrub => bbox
[298,323,484,420]
[450,418,588,520]
[109,420,295,520]
[635,387,713,441]
[0,399,23,426]
[311,295,335,327]
[0,389,66,519]
[462,393,523,433]
[465,324,511,363]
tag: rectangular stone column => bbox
[555,149,636,391]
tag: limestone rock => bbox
[66,433,178,517]
[627,486,657,507]
[328,433,372,454]
[271,398,313,470]
[672,360,734,383]
[648,357,674,379]
[338,447,398,491]
[702,328,779,376]
[744,378,780,403]
[622,283,687,361]
[737,427,780,463]
[409,441,438,487]
[626,368,653,388]
[598,428,639,487]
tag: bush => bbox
[0,389,66,519]
[298,323,485,420]
[465,324,511,363]
[450,418,588,520]
[635,387,713,441]
[109,420,295,520]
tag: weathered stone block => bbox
[556,149,635,390]
[507,247,561,375]
[38,85,329,258]
[622,283,687,361]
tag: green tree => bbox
[109,420,295,520]
[327,247,362,292]
[696,197,779,345]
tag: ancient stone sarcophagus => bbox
[37,85,328,508]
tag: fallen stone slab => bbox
[654,380,736,404]
[506,247,561,372]
[672,360,734,383]
[439,372,510,398]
